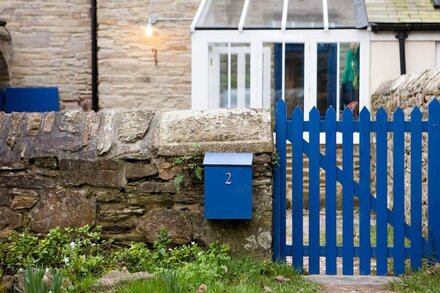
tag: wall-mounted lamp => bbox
[144,15,192,38]
[145,15,192,66]
[145,16,157,38]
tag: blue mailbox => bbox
[203,152,253,220]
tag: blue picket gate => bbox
[273,99,440,275]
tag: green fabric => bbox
[341,47,360,89]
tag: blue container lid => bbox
[203,152,253,166]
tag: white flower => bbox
[191,241,195,246]
[70,241,76,249]
[63,257,69,264]
[168,248,172,251]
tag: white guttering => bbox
[322,0,329,31]
[281,0,289,31]
[238,0,251,31]
[191,0,208,32]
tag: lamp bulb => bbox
[145,22,153,38]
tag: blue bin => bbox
[4,87,59,113]
[203,152,253,220]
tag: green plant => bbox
[22,266,62,293]
[0,226,115,291]
[388,263,440,292]
[271,151,280,167]
[173,145,203,193]
[160,270,181,293]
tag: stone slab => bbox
[158,108,273,156]
[305,275,398,286]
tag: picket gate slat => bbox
[292,107,304,270]
[273,100,287,262]
[393,108,405,275]
[308,107,321,274]
[410,107,422,270]
[359,108,371,275]
[325,108,337,275]
[342,109,354,275]
[376,108,389,275]
[428,99,440,261]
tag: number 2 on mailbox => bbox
[225,172,232,185]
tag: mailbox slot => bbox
[203,152,253,219]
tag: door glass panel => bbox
[285,44,305,118]
[273,43,305,118]
[219,53,228,108]
[230,54,238,108]
[317,43,337,117]
[197,0,245,28]
[339,43,360,119]
[287,0,323,29]
[245,54,251,107]
[244,0,283,28]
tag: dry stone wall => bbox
[371,68,440,230]
[0,108,274,259]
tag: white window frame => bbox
[209,44,271,109]
[192,30,371,115]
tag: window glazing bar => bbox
[322,0,329,31]
[281,0,289,31]
[191,0,209,32]
[282,42,286,101]
[238,0,251,31]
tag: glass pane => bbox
[328,0,357,28]
[219,54,228,108]
[208,43,251,109]
[287,0,323,29]
[271,44,304,118]
[285,44,304,117]
[244,0,283,28]
[339,43,360,119]
[245,54,251,107]
[317,43,337,117]
[197,0,245,28]
[231,54,238,108]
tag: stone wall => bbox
[0,23,11,88]
[0,1,92,110]
[98,0,199,111]
[371,68,440,230]
[0,108,274,259]
[0,0,199,111]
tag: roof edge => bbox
[371,22,440,32]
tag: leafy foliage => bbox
[0,226,114,291]
[173,145,203,193]
[23,266,62,293]
[1,225,319,293]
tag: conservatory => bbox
[191,0,370,119]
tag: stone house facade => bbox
[0,0,198,111]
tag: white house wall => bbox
[370,32,440,95]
